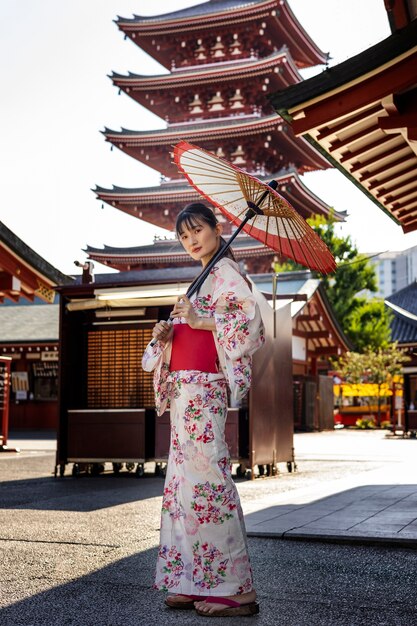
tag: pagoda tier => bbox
[115,0,328,70]
[94,169,344,233]
[111,49,301,123]
[85,235,279,274]
[103,113,330,178]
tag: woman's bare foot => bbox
[194,589,257,614]
[167,594,193,604]
[165,594,206,610]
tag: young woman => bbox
[142,203,264,617]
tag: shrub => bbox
[355,417,376,429]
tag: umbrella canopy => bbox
[173,140,336,275]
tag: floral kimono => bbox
[142,257,264,595]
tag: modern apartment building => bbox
[369,245,417,298]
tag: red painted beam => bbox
[0,272,21,291]
[391,196,417,212]
[359,154,415,183]
[384,0,411,30]
[402,220,417,233]
[310,345,341,356]
[368,163,416,190]
[291,52,417,135]
[396,204,417,218]
[377,183,417,202]
[294,329,331,339]
[329,124,379,153]
[378,113,417,132]
[316,105,382,141]
[350,144,407,174]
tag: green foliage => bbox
[336,344,410,386]
[274,213,392,350]
[348,299,393,352]
[335,345,410,425]
[355,417,376,429]
[306,215,377,320]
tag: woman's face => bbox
[178,218,222,267]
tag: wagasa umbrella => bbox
[173,140,336,275]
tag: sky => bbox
[1,0,415,276]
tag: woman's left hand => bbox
[171,295,200,329]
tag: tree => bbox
[348,299,393,352]
[336,344,410,425]
[273,214,392,350]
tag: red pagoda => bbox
[89,0,343,272]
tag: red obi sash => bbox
[169,323,218,373]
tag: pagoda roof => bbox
[0,221,73,304]
[270,19,417,232]
[104,113,282,138]
[386,282,417,345]
[103,113,330,175]
[116,0,328,69]
[94,168,344,226]
[111,48,301,88]
[85,234,274,266]
[111,49,302,122]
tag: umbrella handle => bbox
[149,180,278,347]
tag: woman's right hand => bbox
[152,320,173,345]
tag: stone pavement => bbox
[2,430,417,625]
[243,430,417,547]
[6,429,417,549]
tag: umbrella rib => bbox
[286,216,323,271]
[179,155,234,174]
[290,217,327,272]
[279,214,309,269]
[273,215,283,257]
[179,151,229,166]
[180,167,237,180]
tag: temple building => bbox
[0,222,72,432]
[89,0,343,272]
[270,5,417,232]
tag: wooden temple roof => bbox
[94,169,344,230]
[386,281,417,346]
[103,113,330,177]
[270,19,417,232]
[252,270,352,356]
[111,49,301,122]
[85,235,276,270]
[116,0,328,69]
[0,222,73,304]
[0,305,59,344]
[111,49,301,88]
[385,0,417,31]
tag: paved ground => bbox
[243,430,417,547]
[1,429,417,625]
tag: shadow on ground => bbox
[0,473,165,512]
[2,539,417,626]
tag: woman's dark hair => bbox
[175,202,235,261]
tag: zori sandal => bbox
[195,597,260,617]
[165,594,207,610]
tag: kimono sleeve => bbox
[212,260,264,361]
[142,339,172,416]
[142,339,165,372]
